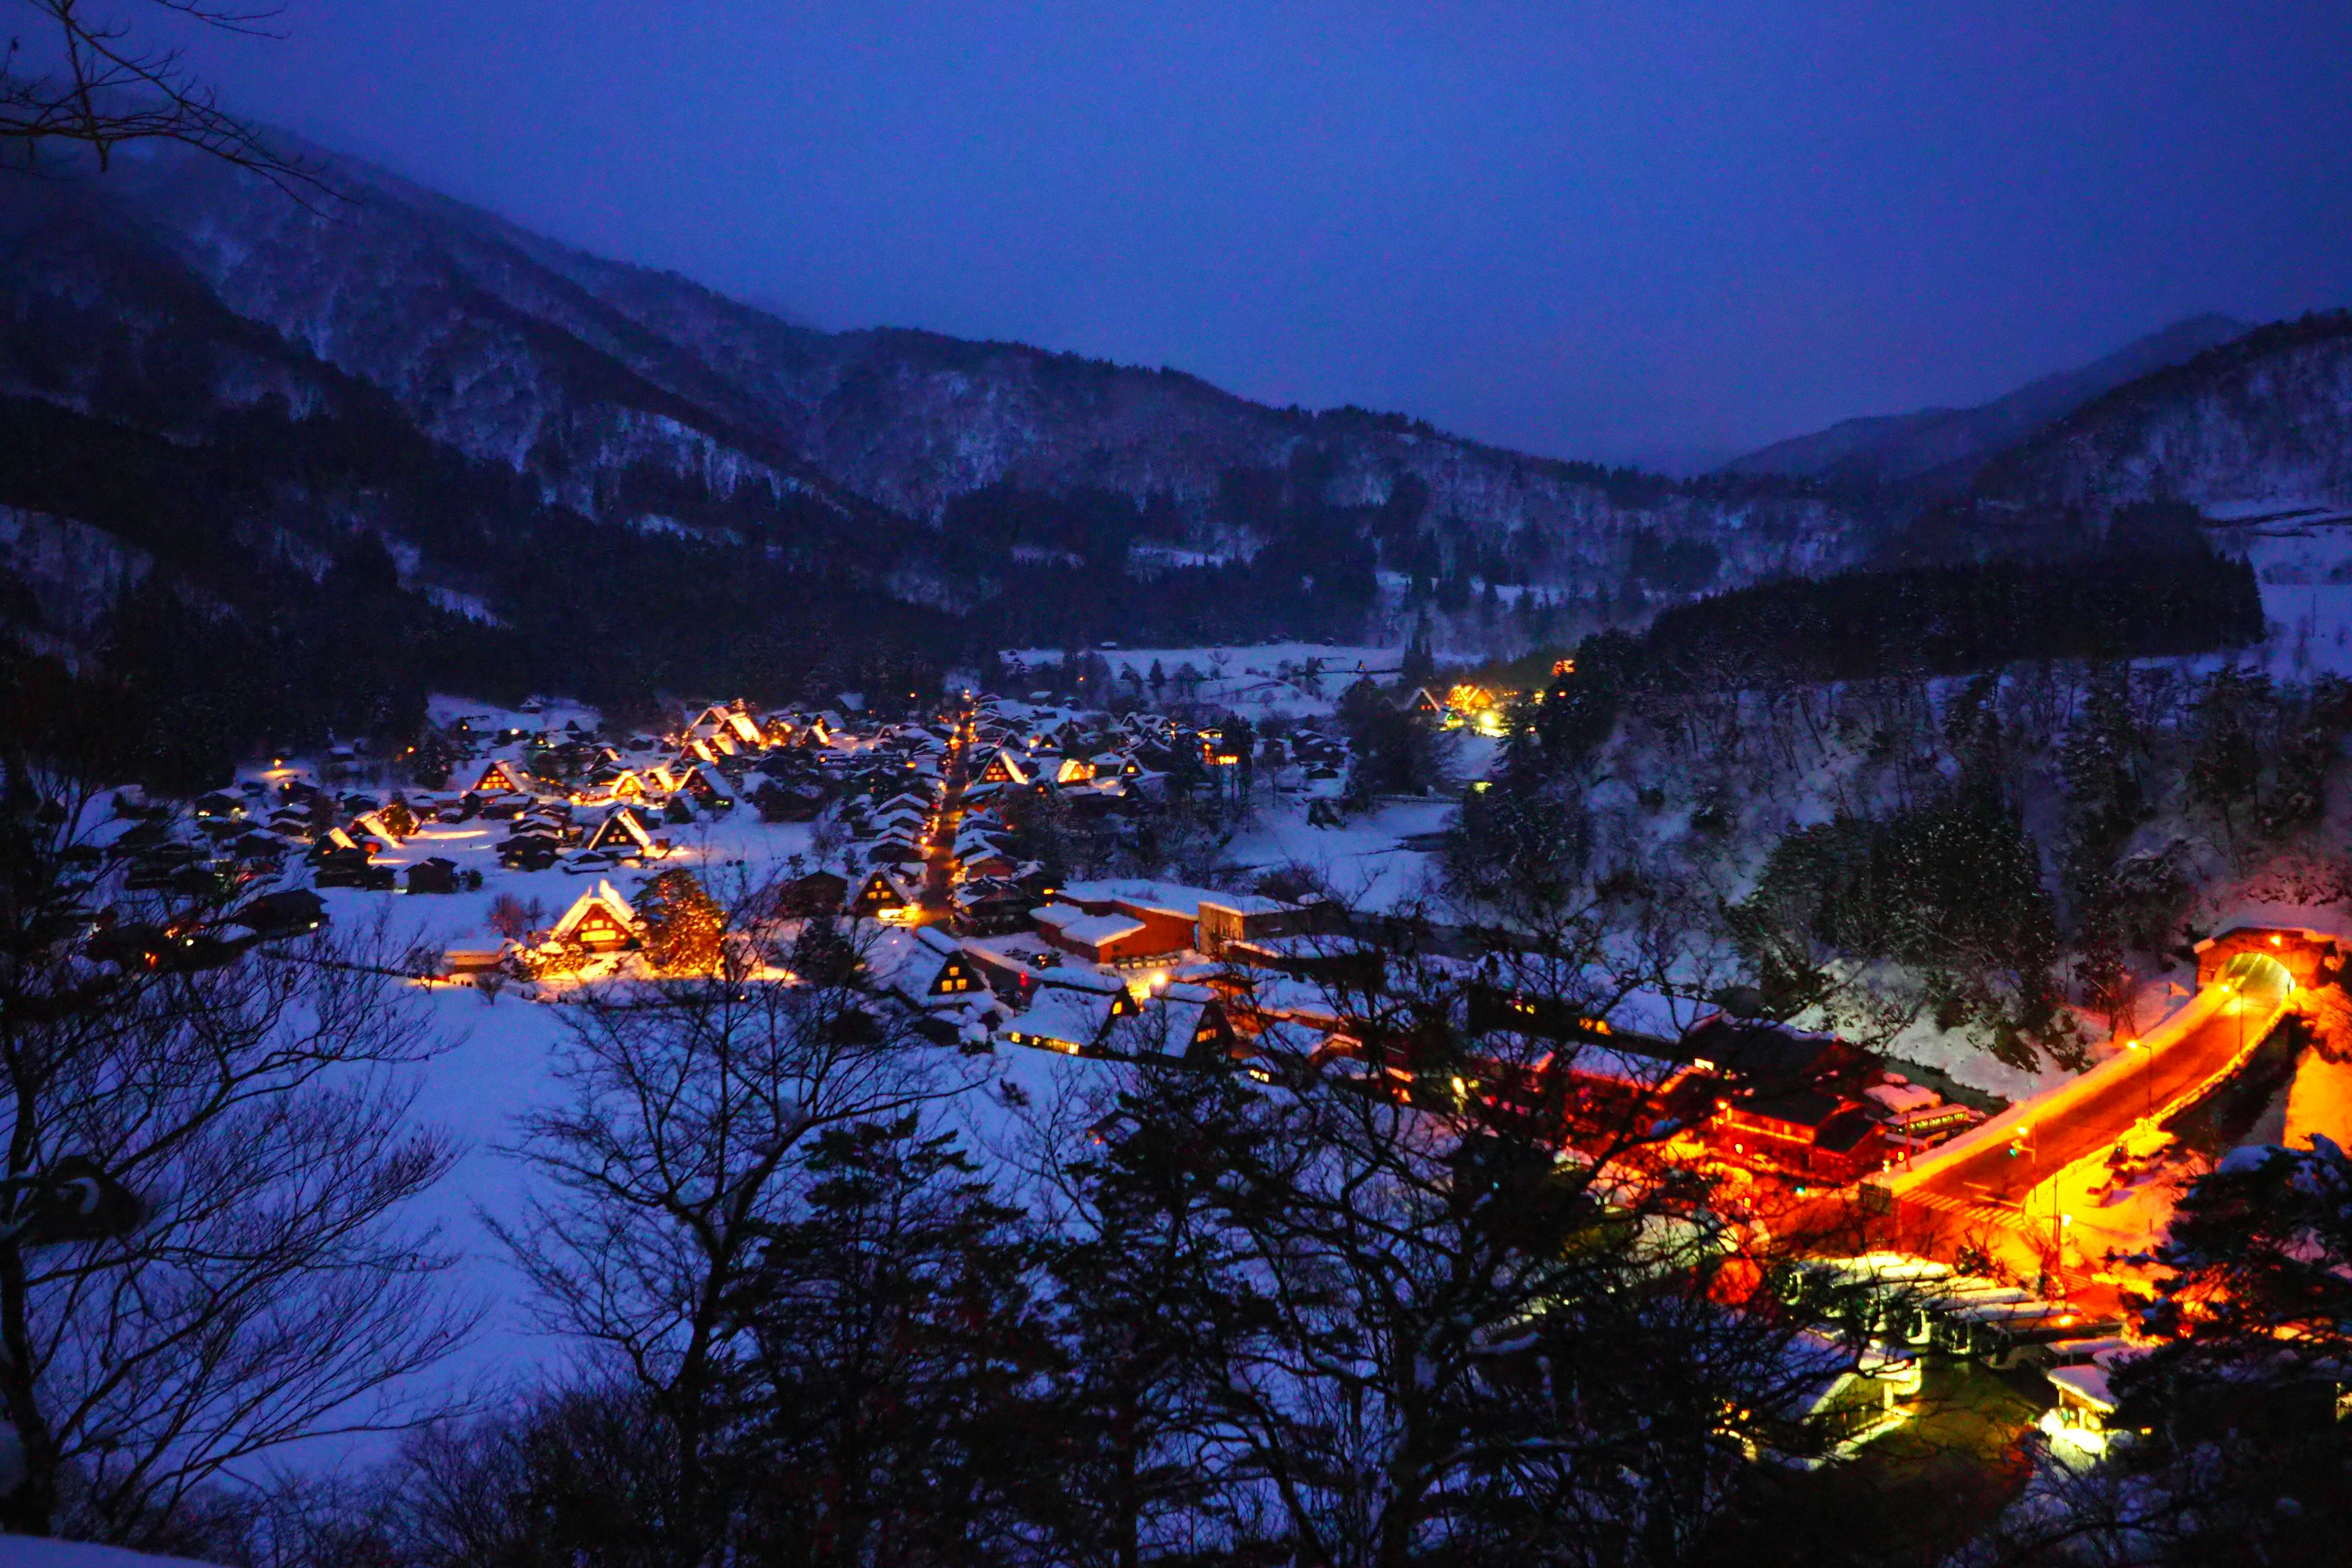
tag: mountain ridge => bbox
[1724,313,2250,491]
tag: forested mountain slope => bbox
[13,143,1870,597]
[1974,312,2352,513]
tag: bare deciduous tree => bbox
[0,767,472,1544]
[1,0,312,190]
[491,954,975,1564]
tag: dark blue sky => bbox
[193,1,2352,469]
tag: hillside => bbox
[1,141,1871,616]
[1724,314,2248,491]
[0,138,2346,791]
[1973,311,2352,514]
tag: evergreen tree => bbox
[1037,1066,1259,1564]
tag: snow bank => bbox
[0,1541,216,1567]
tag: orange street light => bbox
[2122,1036,2151,1120]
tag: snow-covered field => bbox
[1001,643,1403,717]
[2210,501,2352,677]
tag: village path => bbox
[918,705,972,920]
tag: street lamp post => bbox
[2124,1037,2150,1121]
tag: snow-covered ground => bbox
[1220,794,1456,910]
[2214,503,2352,677]
[1001,643,1403,717]
[0,1542,216,1567]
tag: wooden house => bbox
[1001,971,1144,1055]
[472,760,527,795]
[876,926,991,1010]
[722,709,766,750]
[978,748,1031,786]
[581,804,661,858]
[775,869,848,915]
[551,880,641,951]
[349,812,404,851]
[851,868,917,920]
[675,766,734,811]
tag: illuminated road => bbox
[1893,954,2294,1213]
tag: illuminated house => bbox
[1001,971,1143,1054]
[580,804,661,858]
[673,766,734,811]
[472,760,527,795]
[978,748,1031,785]
[872,926,990,1010]
[680,704,751,755]
[851,868,917,919]
[551,881,640,951]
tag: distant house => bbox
[873,926,991,1010]
[1036,880,1299,963]
[978,748,1031,786]
[1001,972,1144,1055]
[851,869,917,920]
[865,837,925,870]
[551,880,640,951]
[232,888,326,940]
[723,709,766,750]
[406,857,462,895]
[959,846,1017,881]
[675,766,734,812]
[472,760,527,795]
[775,869,848,916]
[580,805,660,858]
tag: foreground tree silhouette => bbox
[491,960,970,1565]
[1,0,314,190]
[0,764,470,1545]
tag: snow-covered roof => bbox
[1058,878,1284,920]
[1031,903,1147,948]
[1004,987,1119,1051]
[552,879,638,940]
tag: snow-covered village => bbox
[5,7,2352,1568]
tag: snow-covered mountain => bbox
[1721,314,2250,492]
[1,135,2346,699]
[0,141,1867,611]
[1973,312,2352,515]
